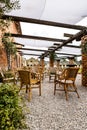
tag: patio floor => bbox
[20,74,87,130]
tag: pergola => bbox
[2,14,87,60]
[1,0,87,61]
[1,0,87,87]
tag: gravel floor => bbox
[20,74,87,130]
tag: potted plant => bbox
[49,52,57,67]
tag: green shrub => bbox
[0,83,26,130]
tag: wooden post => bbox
[49,58,54,67]
[49,52,56,67]
[40,58,44,71]
[56,59,60,69]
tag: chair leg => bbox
[28,85,32,101]
[54,83,56,95]
[26,85,28,93]
[49,75,51,82]
[73,83,80,98]
[39,83,41,96]
[19,82,22,91]
[64,84,68,101]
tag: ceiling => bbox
[6,0,87,60]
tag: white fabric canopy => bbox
[9,0,87,24]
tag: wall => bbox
[0,20,22,71]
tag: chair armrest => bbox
[55,69,66,80]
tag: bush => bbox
[0,83,26,130]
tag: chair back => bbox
[49,67,56,74]
[64,67,79,81]
[18,70,31,84]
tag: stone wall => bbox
[81,35,87,87]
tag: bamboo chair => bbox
[54,67,80,100]
[18,70,41,101]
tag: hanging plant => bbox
[49,52,57,61]
[2,36,17,70]
[2,36,17,54]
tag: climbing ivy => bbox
[2,36,17,70]
[82,41,87,55]
[0,0,20,16]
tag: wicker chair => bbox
[54,67,80,100]
[0,71,15,84]
[18,70,41,101]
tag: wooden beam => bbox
[5,33,66,42]
[48,48,61,51]
[56,56,69,59]
[48,46,57,49]
[13,42,24,47]
[53,30,86,51]
[56,52,81,56]
[2,15,86,30]
[21,52,81,57]
[41,29,86,58]
[17,47,76,56]
[22,53,41,56]
[17,50,22,53]
[54,43,81,48]
[17,48,80,56]
[17,47,47,52]
[17,51,41,56]
[64,33,73,37]
[18,50,81,57]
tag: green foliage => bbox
[2,36,17,55]
[0,83,26,130]
[82,42,87,55]
[2,36,17,70]
[49,52,57,61]
[0,19,10,32]
[0,0,20,32]
[0,0,20,16]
